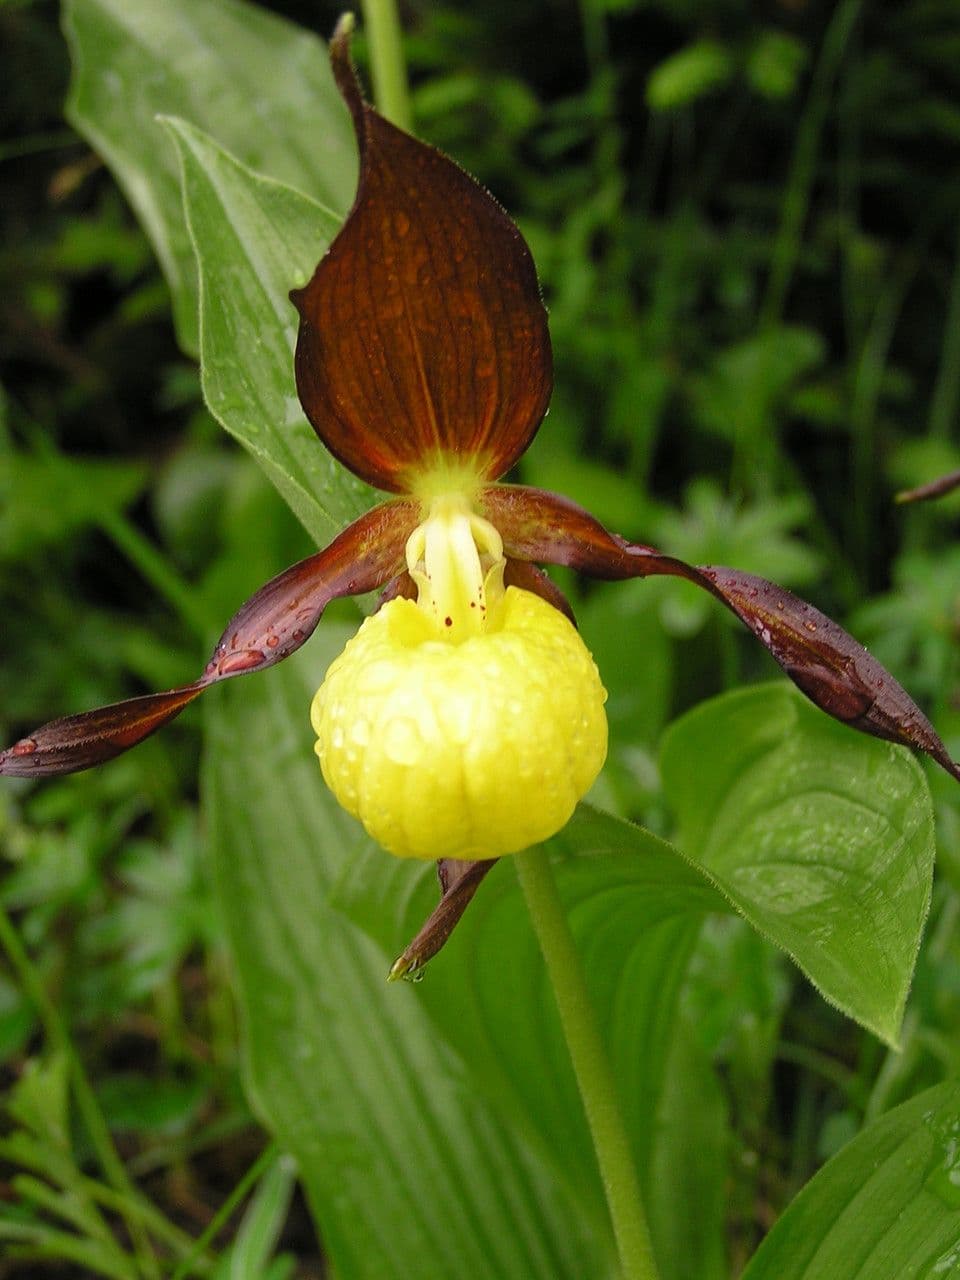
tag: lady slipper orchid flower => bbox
[3,21,959,973]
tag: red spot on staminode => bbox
[12,738,38,756]
[444,616,453,627]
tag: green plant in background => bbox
[3,1,960,1277]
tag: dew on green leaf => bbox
[920,1240,960,1278]
[924,1113,960,1208]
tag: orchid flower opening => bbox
[3,18,958,972]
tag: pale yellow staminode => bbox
[311,494,608,860]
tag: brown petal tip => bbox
[328,13,363,136]
[895,470,960,505]
[700,566,960,784]
[2,502,417,780]
[388,858,497,980]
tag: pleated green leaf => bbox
[743,1080,960,1279]
[162,118,371,543]
[64,0,356,353]
[661,684,935,1046]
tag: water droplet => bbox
[331,726,345,750]
[925,1115,960,1208]
[921,1241,960,1277]
[384,718,423,765]
[350,719,370,747]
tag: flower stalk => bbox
[514,846,661,1280]
[359,0,412,131]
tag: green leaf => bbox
[216,1151,297,1280]
[689,326,825,448]
[0,447,146,561]
[646,1020,728,1280]
[661,684,935,1045]
[0,1219,132,1280]
[646,40,735,111]
[162,118,372,544]
[742,1080,960,1280]
[580,578,674,748]
[746,31,808,100]
[204,637,615,1280]
[0,972,34,1065]
[64,0,356,353]
[6,1055,71,1152]
[95,1074,205,1137]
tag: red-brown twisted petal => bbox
[290,19,552,493]
[483,483,960,784]
[389,858,497,980]
[895,470,960,505]
[0,500,418,778]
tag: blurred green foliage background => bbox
[2,0,960,1275]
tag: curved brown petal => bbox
[484,483,960,784]
[0,500,417,778]
[503,558,576,625]
[389,858,497,981]
[290,19,552,493]
[896,470,960,504]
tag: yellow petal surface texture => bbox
[311,587,608,860]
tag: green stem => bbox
[514,847,660,1280]
[0,904,160,1280]
[360,0,412,131]
[761,0,863,328]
